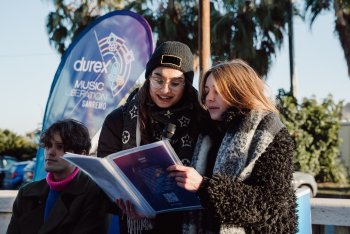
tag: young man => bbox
[7,119,108,234]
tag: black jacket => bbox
[7,171,109,234]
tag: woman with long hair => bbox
[168,59,297,233]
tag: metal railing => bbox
[1,190,350,234]
[311,198,350,234]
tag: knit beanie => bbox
[145,41,194,84]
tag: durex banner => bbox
[34,10,153,180]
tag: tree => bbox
[210,0,293,76]
[45,0,125,54]
[277,89,347,183]
[305,0,350,77]
[0,129,38,160]
[44,0,294,77]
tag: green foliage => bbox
[277,89,347,183]
[45,0,125,54]
[210,0,291,76]
[0,129,38,161]
[127,0,294,76]
[44,0,297,77]
[304,0,350,77]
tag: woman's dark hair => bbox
[40,119,91,154]
[138,79,152,144]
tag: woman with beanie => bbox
[97,41,210,234]
[168,59,298,233]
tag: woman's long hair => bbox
[199,59,278,113]
[137,79,152,144]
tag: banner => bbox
[34,10,153,180]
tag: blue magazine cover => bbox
[63,140,202,217]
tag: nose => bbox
[206,90,215,102]
[46,147,55,157]
[160,83,171,93]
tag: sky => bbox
[0,1,349,136]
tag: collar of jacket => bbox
[20,171,91,234]
[23,171,89,198]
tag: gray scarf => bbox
[185,110,284,234]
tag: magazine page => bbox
[63,154,131,202]
[106,140,202,215]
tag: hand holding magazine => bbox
[63,140,202,217]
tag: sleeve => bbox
[6,188,23,234]
[197,128,297,228]
[97,107,124,157]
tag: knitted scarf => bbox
[46,167,80,191]
[121,92,198,165]
[184,110,284,234]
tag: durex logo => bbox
[73,57,111,73]
[72,32,135,97]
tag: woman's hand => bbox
[167,164,203,192]
[115,199,146,219]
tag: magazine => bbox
[63,140,202,217]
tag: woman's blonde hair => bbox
[199,59,278,113]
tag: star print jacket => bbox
[97,89,210,234]
[97,89,209,163]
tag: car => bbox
[2,161,31,189]
[22,159,36,185]
[292,171,318,197]
[0,155,18,188]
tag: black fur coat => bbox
[189,111,298,234]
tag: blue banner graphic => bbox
[34,10,153,180]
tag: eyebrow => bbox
[52,140,63,145]
[152,72,185,80]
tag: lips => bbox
[157,95,173,102]
[45,159,57,163]
[208,106,219,110]
[207,106,221,116]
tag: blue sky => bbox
[0,1,349,135]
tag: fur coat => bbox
[186,110,298,234]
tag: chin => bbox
[155,100,174,108]
[209,114,218,120]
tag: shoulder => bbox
[74,172,108,202]
[104,89,140,123]
[258,112,284,134]
[76,171,102,192]
[254,111,293,146]
[259,127,295,167]
[74,171,95,186]
[62,171,102,198]
[105,107,124,122]
[17,179,48,197]
[101,107,124,131]
[272,127,294,149]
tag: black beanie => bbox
[145,41,194,84]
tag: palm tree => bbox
[45,0,124,54]
[210,0,291,76]
[44,0,293,77]
[125,0,293,77]
[305,0,350,77]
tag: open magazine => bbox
[63,140,202,217]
